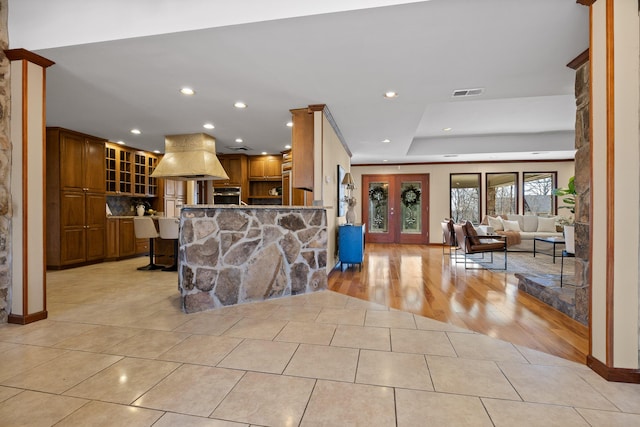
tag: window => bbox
[450,173,480,224]
[523,172,556,215]
[486,172,518,216]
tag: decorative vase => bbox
[346,205,356,224]
[136,205,146,216]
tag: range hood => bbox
[150,133,229,181]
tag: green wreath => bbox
[368,185,388,203]
[400,185,421,208]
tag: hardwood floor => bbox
[328,243,589,364]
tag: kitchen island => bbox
[179,205,328,313]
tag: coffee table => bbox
[533,236,565,263]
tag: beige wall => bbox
[315,111,351,272]
[352,161,575,244]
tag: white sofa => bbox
[477,214,563,252]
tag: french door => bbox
[361,174,429,244]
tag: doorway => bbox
[361,174,429,244]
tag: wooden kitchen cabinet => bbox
[47,127,107,269]
[105,143,133,195]
[248,155,282,205]
[106,218,119,260]
[118,218,137,257]
[282,170,311,206]
[158,178,187,218]
[56,128,105,192]
[249,155,282,180]
[131,151,160,197]
[290,108,315,191]
[218,154,247,186]
[105,217,162,260]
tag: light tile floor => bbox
[1,258,640,426]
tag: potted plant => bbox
[553,176,576,253]
[552,176,576,215]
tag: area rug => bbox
[455,250,575,278]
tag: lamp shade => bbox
[341,172,355,188]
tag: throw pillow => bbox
[507,214,525,231]
[487,215,504,231]
[464,221,480,246]
[523,215,538,232]
[537,216,557,233]
[501,219,521,232]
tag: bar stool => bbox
[158,217,179,271]
[133,217,162,270]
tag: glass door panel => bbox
[368,182,389,234]
[400,181,422,234]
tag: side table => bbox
[533,236,565,263]
[338,224,365,271]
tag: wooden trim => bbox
[577,0,596,6]
[605,0,615,366]
[42,67,48,313]
[449,173,481,222]
[567,49,590,70]
[523,171,559,215]
[486,172,519,216]
[588,1,594,360]
[45,126,108,142]
[321,105,352,158]
[307,104,326,112]
[4,48,55,68]
[354,158,574,167]
[8,310,48,325]
[21,59,29,318]
[587,355,640,383]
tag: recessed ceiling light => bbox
[284,144,291,149]
[383,159,389,162]
[286,121,293,127]
[180,87,195,95]
[382,139,391,143]
[443,127,452,132]
[130,129,141,135]
[116,140,126,145]
[384,91,398,99]
[261,151,267,155]
[234,101,247,109]
[443,154,458,158]
[203,123,215,129]
[153,150,161,154]
[235,138,243,143]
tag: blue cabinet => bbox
[339,224,365,271]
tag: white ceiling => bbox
[8,0,588,164]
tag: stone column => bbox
[0,0,9,322]
[573,59,590,324]
[5,49,54,324]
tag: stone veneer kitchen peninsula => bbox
[178,205,328,313]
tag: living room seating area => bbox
[478,214,564,252]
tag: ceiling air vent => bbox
[226,145,251,152]
[452,88,484,98]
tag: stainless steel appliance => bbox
[213,187,241,204]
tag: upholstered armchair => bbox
[441,219,457,257]
[453,221,507,270]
